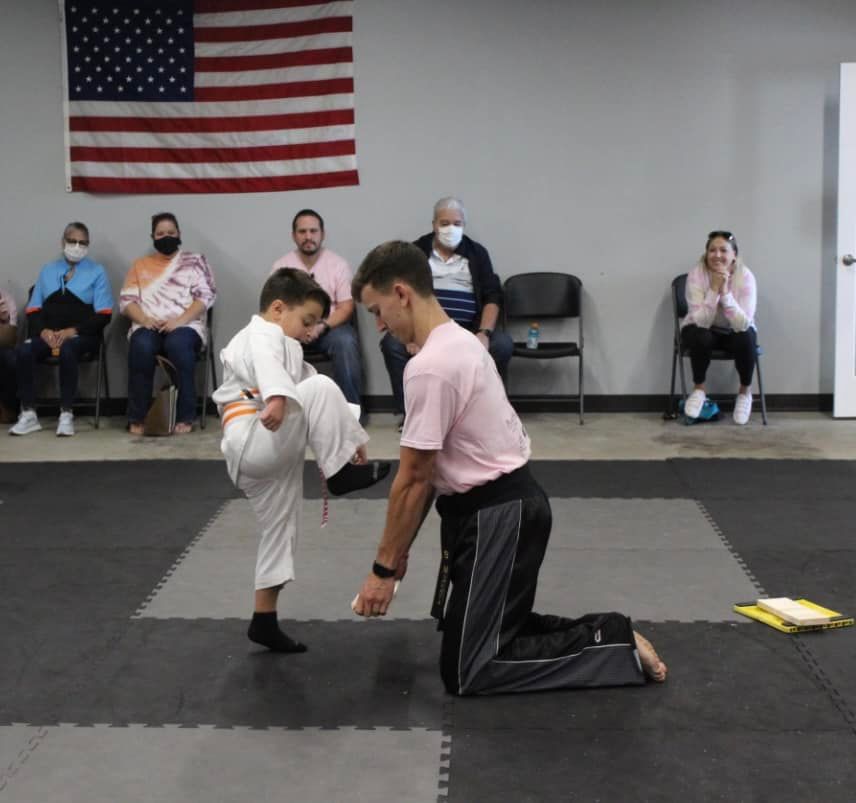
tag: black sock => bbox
[247,611,307,653]
[326,460,391,496]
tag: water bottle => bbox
[526,322,540,350]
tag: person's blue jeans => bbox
[380,328,514,415]
[303,323,363,405]
[16,333,99,409]
[127,326,201,424]
[1,346,18,410]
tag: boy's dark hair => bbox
[292,208,324,232]
[352,240,434,301]
[151,212,180,235]
[260,267,331,318]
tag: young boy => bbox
[212,268,390,652]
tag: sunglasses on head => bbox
[707,230,734,242]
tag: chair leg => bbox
[677,347,688,401]
[200,351,209,430]
[209,343,218,395]
[94,350,103,429]
[667,345,678,416]
[756,355,768,425]
[103,351,110,399]
[578,353,584,425]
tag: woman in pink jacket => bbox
[680,231,757,425]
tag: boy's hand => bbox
[260,396,286,431]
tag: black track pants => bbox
[436,466,645,696]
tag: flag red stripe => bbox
[194,0,343,12]
[195,17,351,43]
[69,109,354,134]
[194,77,352,102]
[195,46,352,72]
[70,170,360,194]
[71,139,355,163]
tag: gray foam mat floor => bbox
[1,459,854,802]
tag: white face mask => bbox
[64,243,88,263]
[436,224,463,250]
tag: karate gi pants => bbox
[225,374,367,590]
[435,465,645,695]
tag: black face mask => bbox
[153,235,181,255]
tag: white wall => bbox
[1,0,852,401]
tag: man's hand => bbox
[158,317,182,333]
[304,322,326,344]
[476,331,490,350]
[405,342,421,356]
[40,329,58,348]
[259,396,286,431]
[352,573,397,617]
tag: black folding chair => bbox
[666,273,767,424]
[503,272,584,424]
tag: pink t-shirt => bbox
[271,248,352,313]
[400,321,531,495]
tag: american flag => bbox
[61,0,359,194]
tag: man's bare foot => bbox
[174,422,193,434]
[634,631,667,682]
[128,422,144,436]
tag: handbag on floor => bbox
[678,397,720,425]
[143,356,179,436]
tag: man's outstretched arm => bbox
[353,446,436,617]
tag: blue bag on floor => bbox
[678,398,720,425]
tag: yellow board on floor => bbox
[733,598,854,633]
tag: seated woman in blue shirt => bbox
[9,221,113,437]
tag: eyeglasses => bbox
[707,230,734,242]
[65,237,89,246]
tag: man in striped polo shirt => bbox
[379,197,513,427]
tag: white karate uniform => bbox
[212,315,368,589]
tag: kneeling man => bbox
[351,241,666,695]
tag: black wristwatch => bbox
[477,327,493,336]
[372,560,396,579]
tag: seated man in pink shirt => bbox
[350,241,667,696]
[271,209,363,409]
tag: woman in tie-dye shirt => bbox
[120,212,217,435]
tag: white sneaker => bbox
[9,409,42,436]
[56,410,75,437]
[684,389,706,419]
[733,393,752,425]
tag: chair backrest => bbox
[503,272,582,320]
[671,274,689,320]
